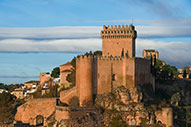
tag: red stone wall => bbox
[60,87,77,103]
[124,58,136,89]
[55,106,70,122]
[76,56,93,106]
[15,98,56,125]
[102,38,135,57]
[60,63,73,84]
[135,58,153,86]
[75,56,152,105]
[96,57,124,94]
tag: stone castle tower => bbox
[59,24,153,107]
[101,25,137,57]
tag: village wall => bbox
[15,98,56,126]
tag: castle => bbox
[60,24,154,106]
[15,25,174,127]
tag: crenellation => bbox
[100,24,136,39]
[111,25,113,30]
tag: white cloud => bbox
[0,19,190,39]
[0,38,102,52]
[0,38,190,67]
[0,20,190,67]
[136,39,191,68]
[136,25,191,38]
[0,26,101,39]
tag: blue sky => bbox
[0,0,190,84]
[0,0,190,27]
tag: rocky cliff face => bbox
[15,85,173,127]
[54,86,166,127]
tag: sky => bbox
[0,0,190,84]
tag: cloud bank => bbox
[0,37,190,68]
[0,19,191,39]
[0,19,190,67]
[136,39,191,68]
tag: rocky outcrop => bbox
[94,86,154,126]
[55,86,170,127]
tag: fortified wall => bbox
[15,98,56,126]
[75,55,152,106]
[59,25,153,106]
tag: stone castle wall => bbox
[55,106,70,122]
[96,56,124,94]
[75,55,153,106]
[135,58,152,86]
[76,55,94,106]
[15,98,56,126]
[60,87,77,104]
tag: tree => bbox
[66,70,76,86]
[0,92,24,123]
[0,83,23,92]
[171,92,181,106]
[183,70,187,78]
[51,67,60,78]
[32,85,59,98]
[110,115,127,127]
[154,59,178,81]
[94,50,102,56]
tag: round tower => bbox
[76,55,93,107]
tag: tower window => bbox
[112,74,116,81]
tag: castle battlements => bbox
[101,24,137,39]
[76,55,127,61]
